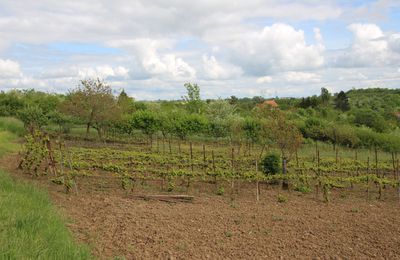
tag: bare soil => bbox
[2,154,400,260]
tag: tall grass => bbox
[0,170,92,259]
[0,128,92,259]
[0,117,25,136]
[0,131,19,157]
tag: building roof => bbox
[263,99,278,108]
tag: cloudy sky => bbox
[0,0,400,100]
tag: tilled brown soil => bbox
[2,155,400,259]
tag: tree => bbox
[17,105,48,133]
[353,108,388,133]
[60,78,120,138]
[320,87,331,105]
[228,95,239,105]
[130,110,160,143]
[117,89,135,115]
[171,112,208,140]
[183,83,204,114]
[335,91,350,111]
[269,110,303,162]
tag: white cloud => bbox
[256,76,273,84]
[284,71,321,83]
[331,23,400,68]
[0,1,400,99]
[78,65,130,79]
[202,55,242,80]
[205,23,325,76]
[39,65,129,80]
[108,38,196,80]
[0,59,22,78]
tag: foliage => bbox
[130,110,160,138]
[335,91,350,111]
[183,82,204,114]
[0,117,25,136]
[277,194,288,203]
[268,110,303,160]
[352,108,388,133]
[18,105,48,132]
[19,130,49,175]
[60,78,120,138]
[261,153,281,176]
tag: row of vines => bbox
[19,131,400,203]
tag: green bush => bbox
[261,153,281,176]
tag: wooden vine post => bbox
[335,147,339,165]
[212,150,216,187]
[202,144,206,173]
[366,156,370,200]
[231,147,235,190]
[375,146,379,177]
[156,135,159,153]
[162,136,165,153]
[392,152,396,179]
[256,159,260,202]
[315,148,321,199]
[397,159,400,203]
[190,142,194,172]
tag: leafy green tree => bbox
[17,106,48,133]
[243,117,261,144]
[320,87,331,105]
[117,89,135,115]
[60,78,121,138]
[261,153,281,176]
[0,90,24,116]
[130,110,160,142]
[269,110,303,162]
[335,91,350,111]
[183,83,204,114]
[171,112,208,140]
[205,100,236,139]
[352,108,388,133]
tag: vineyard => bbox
[19,130,400,204]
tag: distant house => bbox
[257,99,279,110]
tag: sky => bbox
[0,0,400,100]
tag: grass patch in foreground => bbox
[0,131,19,157]
[0,129,92,259]
[0,169,92,259]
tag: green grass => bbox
[0,170,92,259]
[0,117,25,136]
[0,129,92,259]
[0,131,19,157]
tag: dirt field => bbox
[3,154,400,259]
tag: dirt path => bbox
[2,155,400,259]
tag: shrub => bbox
[277,194,288,203]
[261,153,281,176]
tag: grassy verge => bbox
[0,169,92,259]
[0,123,92,259]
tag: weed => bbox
[294,185,312,193]
[272,215,284,222]
[216,186,224,195]
[224,231,233,237]
[277,194,288,203]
